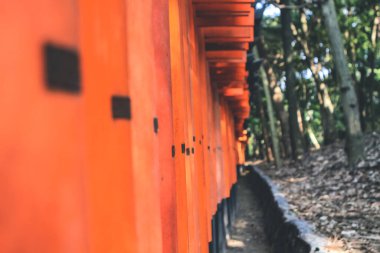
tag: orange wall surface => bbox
[0,0,252,252]
[0,1,86,252]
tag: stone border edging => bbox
[248,165,329,253]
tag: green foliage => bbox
[335,1,380,128]
[249,0,379,156]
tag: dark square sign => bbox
[44,43,81,93]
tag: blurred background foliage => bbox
[246,0,379,160]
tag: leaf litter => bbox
[261,132,380,253]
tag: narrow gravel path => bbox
[226,175,271,253]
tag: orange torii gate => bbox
[0,0,253,253]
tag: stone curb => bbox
[247,165,329,253]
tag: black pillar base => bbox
[209,214,217,253]
[209,182,239,253]
[217,203,227,253]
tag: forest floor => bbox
[259,132,380,253]
[226,175,271,253]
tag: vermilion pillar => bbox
[79,0,137,252]
[0,1,86,252]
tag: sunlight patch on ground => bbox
[323,238,353,253]
[227,239,245,249]
[234,219,248,229]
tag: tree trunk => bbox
[256,46,282,168]
[321,0,364,165]
[281,0,304,159]
[257,36,291,157]
[299,107,310,152]
[291,11,336,145]
[297,76,312,152]
[307,126,321,150]
[252,82,273,162]
[369,11,380,130]
[358,66,367,131]
[257,135,265,160]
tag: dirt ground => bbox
[261,132,380,253]
[226,175,271,253]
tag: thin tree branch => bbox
[266,0,315,9]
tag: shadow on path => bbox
[226,175,271,253]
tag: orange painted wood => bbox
[0,1,86,252]
[209,61,246,68]
[206,42,249,51]
[211,67,247,75]
[222,87,245,96]
[125,0,176,252]
[79,0,139,252]
[202,26,254,42]
[195,3,254,27]
[169,0,191,252]
[212,73,247,82]
[220,100,231,198]
[187,8,210,251]
[206,50,247,62]
[0,0,255,252]
[153,0,179,252]
[193,0,255,3]
[198,33,214,242]
[178,1,199,252]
